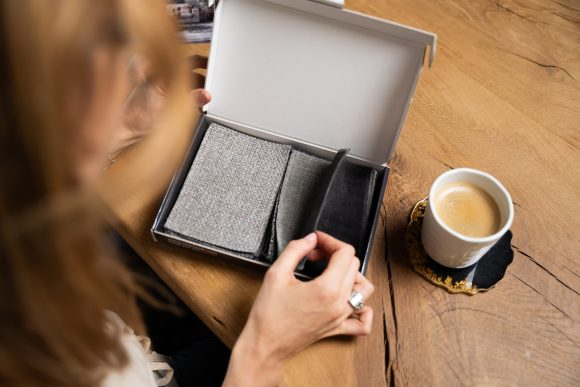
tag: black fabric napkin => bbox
[317,161,378,254]
[303,157,378,277]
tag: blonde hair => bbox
[0,0,194,385]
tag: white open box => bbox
[152,0,436,279]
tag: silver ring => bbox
[348,290,364,312]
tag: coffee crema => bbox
[434,182,501,238]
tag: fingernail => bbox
[305,232,316,242]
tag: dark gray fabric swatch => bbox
[317,161,377,256]
[165,123,291,255]
[276,151,331,255]
[303,160,378,277]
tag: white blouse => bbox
[101,312,175,387]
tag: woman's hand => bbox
[223,231,375,387]
[107,55,211,157]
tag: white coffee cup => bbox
[421,168,514,268]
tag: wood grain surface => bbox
[101,1,580,386]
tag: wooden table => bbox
[101,1,580,385]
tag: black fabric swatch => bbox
[303,159,378,277]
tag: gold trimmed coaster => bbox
[406,198,513,295]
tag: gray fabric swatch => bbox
[274,151,331,256]
[165,123,291,255]
[264,195,280,261]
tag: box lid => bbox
[204,0,436,165]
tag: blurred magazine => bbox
[167,0,217,43]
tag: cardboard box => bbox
[152,0,436,279]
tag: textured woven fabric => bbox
[317,161,378,256]
[275,151,331,256]
[165,123,291,255]
[264,196,280,261]
[303,160,378,277]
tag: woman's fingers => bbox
[354,272,374,299]
[325,306,373,337]
[315,231,348,256]
[336,272,374,321]
[305,248,325,261]
[271,233,318,276]
[317,246,357,286]
[330,270,370,323]
[339,257,360,300]
[191,71,206,90]
[189,55,209,106]
[340,306,373,336]
[189,54,208,70]
[191,89,211,107]
[309,232,358,298]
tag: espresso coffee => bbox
[434,182,501,238]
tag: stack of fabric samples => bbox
[164,123,378,274]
